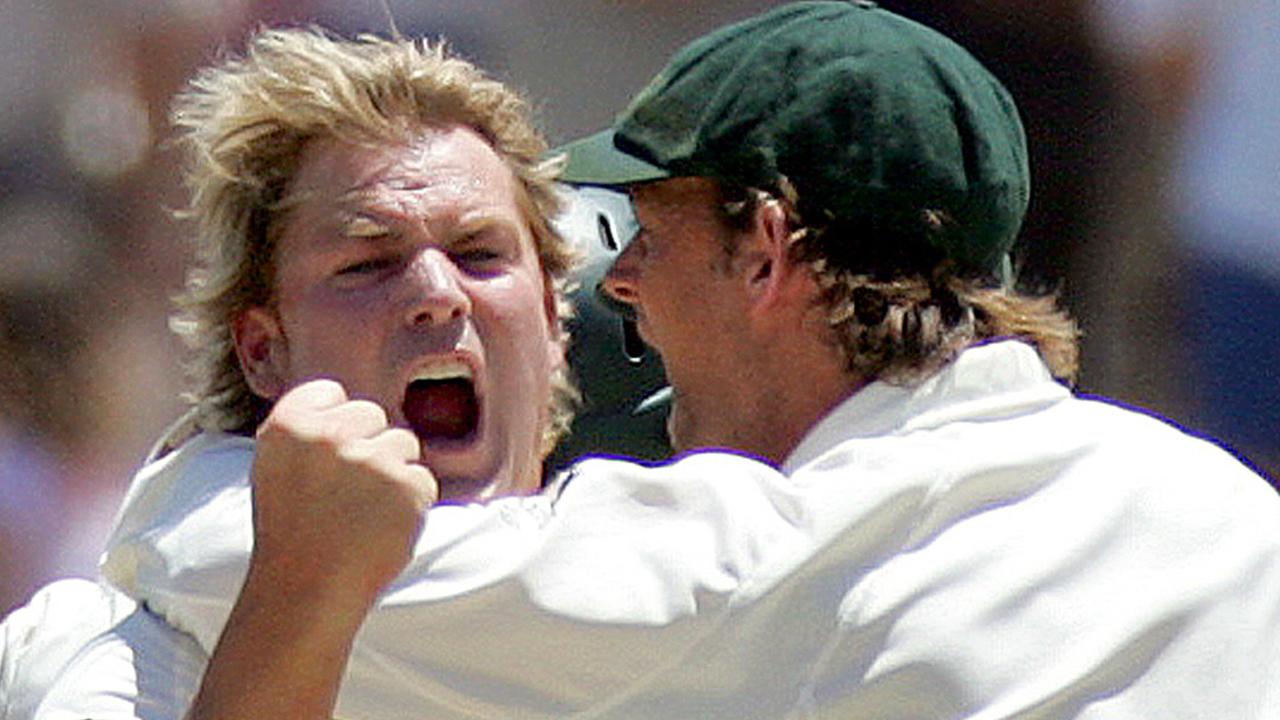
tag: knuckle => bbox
[383,427,422,455]
[315,428,349,454]
[347,397,382,412]
[334,436,375,465]
[350,399,389,426]
[405,466,439,507]
[256,414,299,444]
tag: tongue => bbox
[403,379,478,441]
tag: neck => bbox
[723,317,863,467]
[751,364,862,467]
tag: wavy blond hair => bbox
[716,182,1079,385]
[169,27,577,453]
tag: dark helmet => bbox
[545,186,672,474]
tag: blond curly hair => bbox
[168,27,577,453]
[716,182,1079,386]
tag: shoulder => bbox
[2,580,135,720]
[1060,393,1277,513]
[552,451,803,547]
[33,607,206,720]
[796,394,1280,716]
[103,431,256,602]
[491,452,804,623]
[558,450,790,505]
[109,430,255,551]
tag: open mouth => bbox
[402,361,479,442]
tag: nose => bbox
[404,249,470,327]
[602,241,642,306]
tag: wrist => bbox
[242,548,383,629]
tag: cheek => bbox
[288,281,398,335]
[473,277,558,386]
[278,291,389,375]
[636,266,692,320]
[477,270,554,333]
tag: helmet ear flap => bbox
[544,185,672,474]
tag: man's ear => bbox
[743,198,801,310]
[233,306,289,401]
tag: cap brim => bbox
[555,129,670,186]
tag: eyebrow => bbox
[340,214,392,239]
[334,185,391,205]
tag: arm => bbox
[187,380,436,720]
[184,561,369,720]
[67,384,794,718]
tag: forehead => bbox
[629,177,721,218]
[283,125,521,220]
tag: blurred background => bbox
[1,0,1276,615]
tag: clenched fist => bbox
[248,379,439,609]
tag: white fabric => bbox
[26,607,202,720]
[35,341,1280,719]
[0,579,135,720]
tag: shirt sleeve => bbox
[329,453,806,719]
[33,607,206,720]
[1,579,136,720]
[92,451,803,719]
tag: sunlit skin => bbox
[233,125,563,502]
[603,178,764,455]
[604,177,860,465]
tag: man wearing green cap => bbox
[42,3,1280,719]
[556,0,1065,461]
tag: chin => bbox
[422,451,498,504]
[667,404,694,453]
[434,476,498,505]
[425,444,540,504]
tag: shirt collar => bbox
[781,340,1070,474]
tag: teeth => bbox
[412,360,473,383]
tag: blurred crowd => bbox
[2,0,1276,615]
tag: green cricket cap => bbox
[558,0,1029,276]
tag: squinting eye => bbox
[337,257,394,276]
[455,249,502,264]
